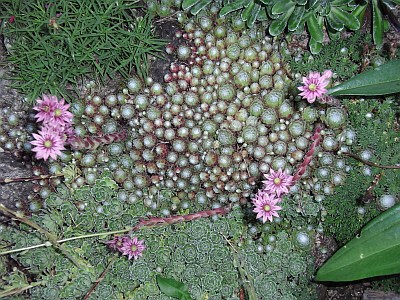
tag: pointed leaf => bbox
[330,7,360,30]
[156,275,193,300]
[272,1,295,15]
[306,14,323,43]
[182,0,199,10]
[295,0,307,5]
[328,59,400,96]
[219,0,246,17]
[316,204,400,282]
[288,6,305,31]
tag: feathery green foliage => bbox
[0,0,166,102]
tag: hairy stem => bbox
[293,124,323,183]
[69,131,127,150]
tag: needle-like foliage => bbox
[0,0,166,102]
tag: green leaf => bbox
[190,0,212,15]
[268,6,295,35]
[182,0,199,10]
[288,6,305,31]
[241,1,254,21]
[351,3,367,22]
[309,37,322,54]
[328,59,400,96]
[315,203,400,281]
[330,7,360,30]
[247,3,261,27]
[372,0,384,48]
[327,10,345,31]
[306,14,323,43]
[257,7,268,21]
[271,1,294,15]
[156,275,193,300]
[219,0,246,17]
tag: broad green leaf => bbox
[257,7,268,21]
[306,14,323,43]
[309,37,322,54]
[295,0,307,5]
[351,3,367,24]
[247,3,261,27]
[288,6,305,31]
[330,7,360,30]
[328,59,400,96]
[182,0,199,10]
[241,1,254,21]
[190,0,212,15]
[326,22,341,40]
[268,6,295,35]
[156,275,193,300]
[271,1,294,15]
[327,10,345,31]
[219,0,246,17]
[316,204,400,281]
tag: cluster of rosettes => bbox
[35,11,349,219]
[30,94,74,160]
[252,168,293,223]
[106,235,145,260]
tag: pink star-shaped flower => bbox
[33,94,58,123]
[33,94,73,127]
[262,168,293,197]
[30,126,65,161]
[298,70,333,103]
[120,236,146,260]
[252,191,282,223]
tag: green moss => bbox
[322,98,399,245]
[289,33,369,80]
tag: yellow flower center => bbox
[131,245,137,252]
[308,83,317,91]
[273,178,281,185]
[54,108,62,117]
[44,140,53,148]
[43,106,50,112]
[263,204,271,212]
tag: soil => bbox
[0,15,399,300]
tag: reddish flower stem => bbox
[292,124,323,183]
[130,206,231,233]
[69,131,127,150]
